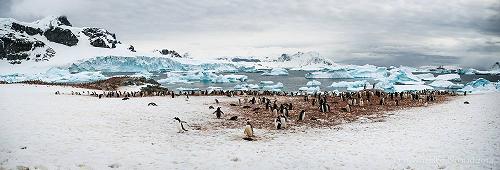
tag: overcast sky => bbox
[1,0,499,68]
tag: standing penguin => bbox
[298,110,306,121]
[173,117,188,133]
[213,107,224,119]
[274,116,283,130]
[243,120,254,140]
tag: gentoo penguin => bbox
[424,102,428,107]
[229,116,238,121]
[209,105,215,109]
[213,107,224,118]
[464,101,470,104]
[243,120,254,140]
[173,117,188,133]
[359,100,364,107]
[279,115,287,128]
[215,99,220,104]
[148,102,157,106]
[122,97,130,100]
[274,116,283,130]
[298,110,306,121]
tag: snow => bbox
[429,80,464,89]
[261,68,288,76]
[435,74,461,82]
[1,84,499,169]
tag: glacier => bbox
[0,67,107,83]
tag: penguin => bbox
[148,102,157,106]
[274,116,283,130]
[213,107,224,119]
[229,116,238,121]
[173,117,188,133]
[242,105,252,109]
[279,115,287,128]
[209,105,215,109]
[215,99,219,104]
[243,120,254,140]
[359,100,364,107]
[122,97,130,100]
[298,110,306,121]
[464,101,470,104]
[424,102,428,107]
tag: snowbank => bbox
[458,78,499,94]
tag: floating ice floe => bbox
[298,86,321,94]
[259,81,274,85]
[347,65,389,79]
[156,71,247,84]
[233,83,259,91]
[207,86,223,93]
[262,82,284,91]
[415,73,436,81]
[458,78,498,94]
[330,80,371,91]
[435,74,461,82]
[387,70,424,85]
[306,80,321,87]
[428,80,464,89]
[305,68,354,79]
[261,68,289,76]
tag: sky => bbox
[1,0,499,69]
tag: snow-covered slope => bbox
[258,51,337,70]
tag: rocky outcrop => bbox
[0,34,46,62]
[128,45,136,52]
[82,28,119,48]
[11,22,43,36]
[56,16,72,27]
[43,27,78,46]
[158,49,182,58]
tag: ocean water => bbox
[117,70,500,92]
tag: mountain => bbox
[0,16,121,64]
[256,51,336,70]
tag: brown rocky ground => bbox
[214,91,452,130]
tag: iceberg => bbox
[298,86,321,94]
[428,80,464,89]
[261,68,289,76]
[330,80,369,88]
[207,86,223,93]
[386,70,424,85]
[176,87,200,92]
[415,73,436,81]
[0,67,107,83]
[347,65,389,79]
[156,71,247,84]
[458,78,498,94]
[68,56,187,73]
[306,80,321,87]
[262,82,284,91]
[260,81,274,85]
[305,70,353,79]
[435,74,461,82]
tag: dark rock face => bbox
[82,28,119,48]
[278,54,292,61]
[128,45,136,52]
[44,27,78,46]
[0,33,54,63]
[159,49,182,58]
[11,23,43,36]
[56,16,72,26]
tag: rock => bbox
[464,101,470,104]
[82,28,119,48]
[11,22,43,36]
[157,49,182,58]
[43,27,78,46]
[128,45,136,52]
[108,163,121,168]
[0,35,46,61]
[56,16,72,27]
[16,166,29,170]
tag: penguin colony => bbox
[52,82,455,140]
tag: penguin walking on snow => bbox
[213,107,224,119]
[173,117,188,133]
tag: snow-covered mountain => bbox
[258,51,337,70]
[0,16,122,64]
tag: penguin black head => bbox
[173,117,180,122]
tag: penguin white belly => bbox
[244,125,253,137]
[280,117,287,128]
